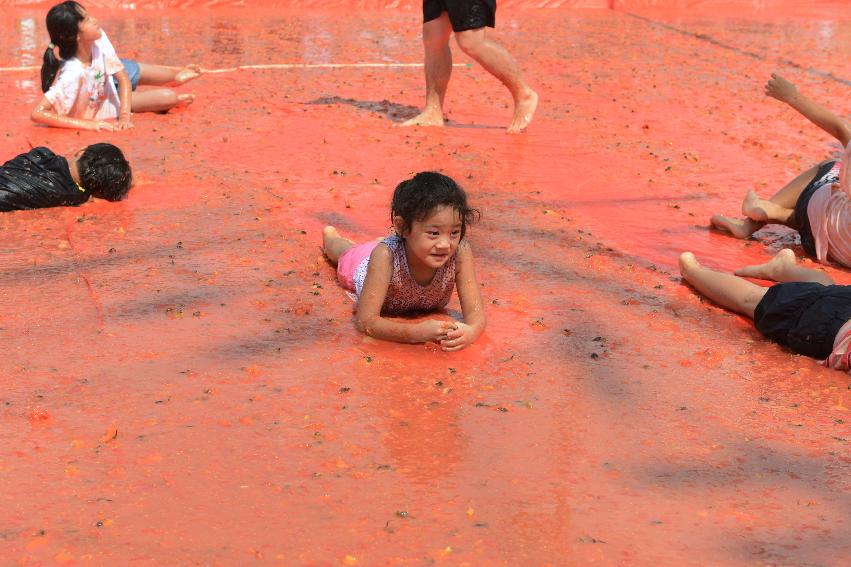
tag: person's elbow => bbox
[31,101,52,124]
[355,312,376,336]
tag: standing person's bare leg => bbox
[401,14,453,127]
[455,28,537,133]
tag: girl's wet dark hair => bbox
[391,172,480,239]
[78,143,132,201]
[41,1,85,92]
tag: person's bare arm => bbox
[355,244,454,344]
[31,96,116,131]
[766,73,851,147]
[114,69,134,130]
[439,242,485,351]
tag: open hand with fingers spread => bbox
[765,73,798,104]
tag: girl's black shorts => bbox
[423,0,496,32]
[754,282,851,359]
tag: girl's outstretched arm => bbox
[766,73,851,147]
[31,96,116,131]
[440,242,485,352]
[356,244,455,344]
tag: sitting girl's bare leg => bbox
[137,63,203,86]
[322,226,354,265]
[679,252,768,319]
[131,89,194,113]
[711,161,828,238]
[734,248,834,285]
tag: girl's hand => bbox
[440,322,476,352]
[765,73,798,103]
[116,116,134,130]
[418,319,455,343]
[89,120,116,132]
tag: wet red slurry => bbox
[1,1,850,564]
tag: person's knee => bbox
[423,21,452,48]
[455,29,485,56]
[159,89,179,108]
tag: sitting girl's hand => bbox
[89,120,116,132]
[440,322,477,352]
[116,116,134,130]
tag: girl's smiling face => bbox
[397,205,463,281]
[75,8,102,42]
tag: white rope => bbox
[0,62,471,73]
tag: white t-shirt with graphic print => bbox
[44,31,124,121]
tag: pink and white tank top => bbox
[353,234,457,315]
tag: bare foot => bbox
[741,189,771,221]
[322,225,341,252]
[322,225,354,263]
[176,93,195,106]
[174,65,203,86]
[741,188,794,224]
[709,214,762,239]
[678,251,701,279]
[507,88,538,134]
[400,107,444,128]
[734,248,797,280]
[680,252,703,282]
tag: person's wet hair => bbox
[391,171,480,239]
[78,143,132,201]
[41,1,85,92]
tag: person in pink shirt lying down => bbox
[711,74,851,268]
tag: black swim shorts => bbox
[423,0,496,32]
[794,160,839,257]
[754,282,851,359]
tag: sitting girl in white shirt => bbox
[31,1,202,132]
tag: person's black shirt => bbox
[0,147,89,211]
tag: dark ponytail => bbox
[40,1,84,92]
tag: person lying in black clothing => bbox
[0,143,131,211]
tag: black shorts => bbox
[794,160,839,257]
[754,282,851,359]
[423,0,496,32]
